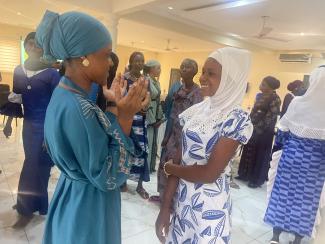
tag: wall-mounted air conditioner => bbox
[279,53,312,63]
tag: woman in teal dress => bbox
[35,10,149,244]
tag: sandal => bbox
[148,195,160,202]
[12,214,34,229]
[136,187,150,199]
[230,181,240,189]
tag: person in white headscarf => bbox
[155,47,253,244]
[264,66,325,244]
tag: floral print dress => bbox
[166,108,253,244]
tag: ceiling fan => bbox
[252,16,290,42]
[164,39,179,51]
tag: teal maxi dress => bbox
[43,77,142,244]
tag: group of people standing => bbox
[234,69,324,244]
[1,13,205,230]
[264,70,325,244]
[1,9,324,244]
[236,76,309,189]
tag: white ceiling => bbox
[0,0,106,28]
[117,19,221,52]
[0,0,325,52]
[142,0,325,50]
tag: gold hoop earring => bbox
[82,58,90,67]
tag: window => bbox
[0,39,20,72]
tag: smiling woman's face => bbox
[199,57,222,97]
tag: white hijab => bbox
[279,66,325,140]
[179,47,251,129]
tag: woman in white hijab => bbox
[264,66,325,244]
[155,47,253,243]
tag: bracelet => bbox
[107,101,116,107]
[163,162,171,177]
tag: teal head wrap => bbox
[36,10,112,62]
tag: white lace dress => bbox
[166,108,253,244]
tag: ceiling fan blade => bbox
[259,27,273,37]
[250,35,263,39]
[262,36,290,42]
[278,32,325,37]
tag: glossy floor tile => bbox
[0,119,324,244]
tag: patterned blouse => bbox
[250,92,281,134]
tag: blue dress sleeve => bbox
[60,97,141,191]
[221,109,253,144]
[50,69,61,91]
[105,111,143,156]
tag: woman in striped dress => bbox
[122,51,150,199]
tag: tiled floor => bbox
[0,119,324,244]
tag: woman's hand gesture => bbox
[102,73,127,102]
[117,76,150,120]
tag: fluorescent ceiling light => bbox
[229,33,240,37]
[185,0,267,12]
[229,0,267,8]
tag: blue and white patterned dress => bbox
[264,130,325,237]
[125,77,150,182]
[166,108,253,244]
